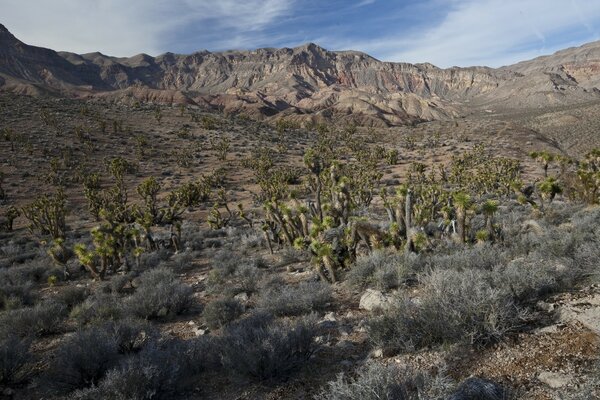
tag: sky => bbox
[1,0,600,68]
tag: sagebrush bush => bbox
[0,259,53,284]
[72,336,219,400]
[202,298,244,329]
[0,301,67,337]
[425,243,507,271]
[257,280,331,316]
[0,334,31,386]
[229,263,264,295]
[346,250,403,290]
[447,377,509,400]
[315,362,454,400]
[70,292,124,325]
[106,318,158,354]
[211,249,239,276]
[0,280,36,310]
[369,269,524,353]
[43,327,121,395]
[125,267,193,319]
[221,312,318,381]
[55,286,89,310]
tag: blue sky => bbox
[2,0,600,67]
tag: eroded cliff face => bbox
[2,23,600,125]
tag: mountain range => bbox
[2,23,600,126]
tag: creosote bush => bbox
[71,292,124,326]
[43,327,121,395]
[221,312,318,382]
[316,362,454,400]
[202,297,244,329]
[369,268,524,353]
[125,267,193,319]
[0,334,31,386]
[0,301,67,337]
[346,249,404,290]
[257,280,331,316]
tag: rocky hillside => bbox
[1,23,600,125]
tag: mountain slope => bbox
[1,23,600,125]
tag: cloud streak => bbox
[343,0,600,67]
[1,0,600,66]
[0,0,294,56]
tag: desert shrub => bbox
[316,362,454,400]
[221,312,318,382]
[0,280,36,310]
[203,298,244,329]
[0,334,31,386]
[137,247,171,271]
[101,273,134,294]
[54,286,89,310]
[162,250,196,272]
[70,292,124,325]
[0,259,55,284]
[494,258,573,302]
[425,244,507,271]
[229,263,264,295]
[211,250,239,276]
[447,377,509,400]
[346,250,403,290]
[72,336,219,399]
[257,281,331,316]
[368,269,523,353]
[105,318,158,354]
[0,301,67,337]
[43,327,121,395]
[125,267,193,319]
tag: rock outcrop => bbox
[2,24,600,125]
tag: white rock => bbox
[371,348,384,358]
[323,312,337,322]
[538,371,572,389]
[193,328,208,336]
[234,292,249,302]
[359,289,392,311]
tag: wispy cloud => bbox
[0,0,294,56]
[339,0,600,67]
[355,0,376,8]
[1,0,600,66]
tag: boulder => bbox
[359,289,392,311]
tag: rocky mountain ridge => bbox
[2,23,600,125]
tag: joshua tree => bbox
[48,238,74,279]
[21,188,68,239]
[0,171,5,201]
[1,206,20,232]
[453,191,471,244]
[137,177,161,223]
[154,107,162,124]
[537,177,562,206]
[529,151,554,177]
[481,199,499,241]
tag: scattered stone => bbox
[371,348,384,358]
[359,289,392,311]
[193,328,208,336]
[323,312,337,322]
[538,371,572,389]
[536,301,555,313]
[234,292,249,302]
[559,294,600,334]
